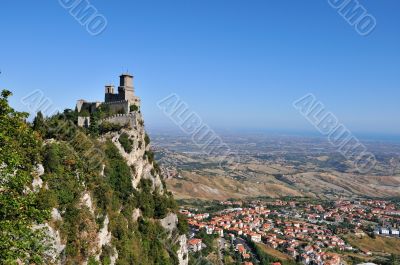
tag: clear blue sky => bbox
[1,0,399,136]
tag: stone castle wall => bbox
[77,101,101,113]
[100,113,137,128]
[103,100,130,114]
[105,93,121,103]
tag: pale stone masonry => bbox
[76,73,141,127]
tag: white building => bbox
[390,228,399,236]
[380,227,390,235]
[249,233,262,243]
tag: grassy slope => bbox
[256,243,293,261]
[345,235,400,254]
[166,171,303,200]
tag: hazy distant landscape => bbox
[151,132,400,200]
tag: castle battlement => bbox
[101,113,135,120]
[99,113,137,128]
[103,100,129,105]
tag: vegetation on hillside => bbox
[247,240,298,265]
[0,90,50,264]
[0,90,186,264]
[345,234,400,255]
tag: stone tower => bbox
[118,73,135,103]
[105,84,119,102]
[105,84,114,94]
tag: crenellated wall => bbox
[100,113,137,128]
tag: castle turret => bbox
[105,85,118,102]
[105,84,114,94]
[118,73,135,101]
[120,73,134,89]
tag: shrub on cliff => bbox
[130,104,139,112]
[105,140,134,201]
[99,121,124,134]
[118,132,134,153]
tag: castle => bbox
[77,73,141,127]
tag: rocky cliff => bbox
[32,109,188,265]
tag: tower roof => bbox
[120,72,133,77]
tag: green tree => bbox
[104,141,133,200]
[32,111,47,136]
[0,90,50,263]
[388,254,399,265]
[177,214,189,235]
[144,133,151,147]
[130,104,139,112]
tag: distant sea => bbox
[149,126,400,144]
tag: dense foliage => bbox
[99,121,124,134]
[0,90,186,264]
[0,91,50,264]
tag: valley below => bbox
[151,133,400,200]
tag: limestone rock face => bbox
[39,110,184,264]
[160,212,179,235]
[95,215,112,262]
[32,164,44,191]
[80,192,95,214]
[34,223,65,264]
[160,213,189,265]
[35,164,45,177]
[177,235,189,265]
[132,208,142,222]
[102,111,165,192]
[51,208,62,221]
[97,216,111,248]
[32,176,43,191]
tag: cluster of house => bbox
[183,206,346,264]
[309,199,398,217]
[301,200,400,237]
[183,199,400,264]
